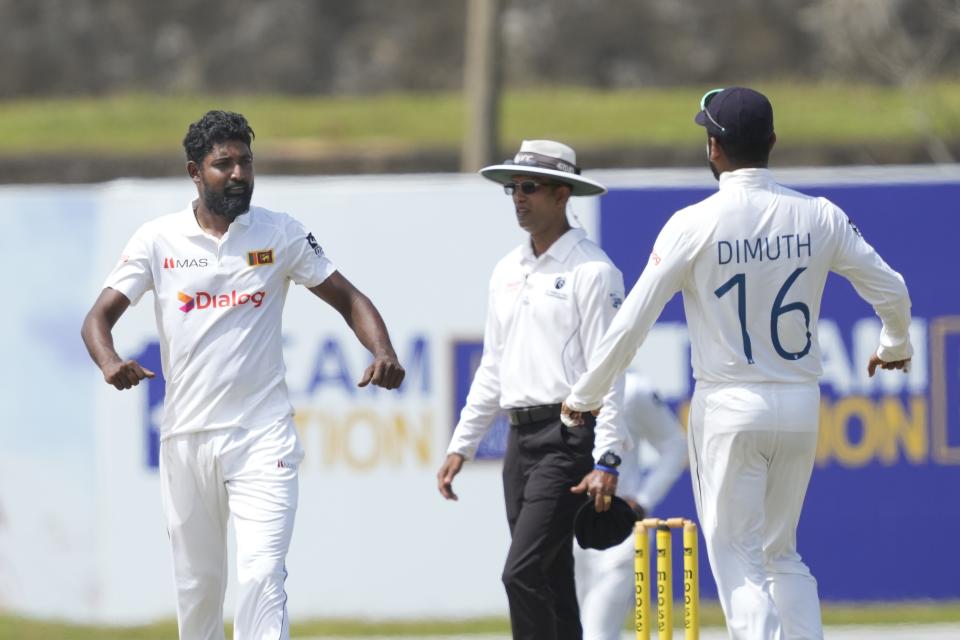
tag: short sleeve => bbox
[103,224,155,305]
[285,217,337,287]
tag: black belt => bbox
[506,403,563,427]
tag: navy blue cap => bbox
[574,496,636,550]
[695,87,774,142]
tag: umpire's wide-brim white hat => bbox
[479,140,607,196]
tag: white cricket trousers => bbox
[574,534,635,640]
[160,417,304,640]
[688,382,823,640]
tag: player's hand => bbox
[102,359,156,390]
[560,401,600,427]
[571,469,618,512]
[867,353,911,377]
[437,453,464,501]
[358,353,405,389]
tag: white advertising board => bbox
[9,165,950,622]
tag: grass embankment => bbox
[4,601,960,638]
[0,83,957,157]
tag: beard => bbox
[202,180,253,220]
[706,139,721,181]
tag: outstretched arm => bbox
[81,287,155,390]
[309,271,405,389]
[566,214,692,414]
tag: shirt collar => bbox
[718,167,775,190]
[179,201,254,235]
[520,227,586,264]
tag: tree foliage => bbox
[0,0,957,97]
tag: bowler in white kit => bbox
[563,88,912,639]
[81,110,405,639]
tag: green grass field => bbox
[0,82,958,156]
[4,601,960,639]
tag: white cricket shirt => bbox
[567,168,912,412]
[104,204,336,438]
[447,228,629,461]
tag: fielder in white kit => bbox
[574,371,687,640]
[562,87,912,639]
[81,110,405,639]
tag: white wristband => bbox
[560,412,581,428]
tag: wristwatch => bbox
[597,451,621,468]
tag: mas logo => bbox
[164,257,209,269]
[177,289,267,313]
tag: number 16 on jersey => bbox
[714,267,812,365]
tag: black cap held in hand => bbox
[573,496,636,550]
[695,87,774,142]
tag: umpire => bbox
[437,140,629,640]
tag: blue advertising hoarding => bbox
[453,174,960,601]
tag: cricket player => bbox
[574,371,687,640]
[562,87,912,639]
[81,110,405,639]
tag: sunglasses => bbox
[699,88,727,133]
[503,180,553,196]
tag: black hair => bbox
[715,135,772,167]
[182,110,255,165]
